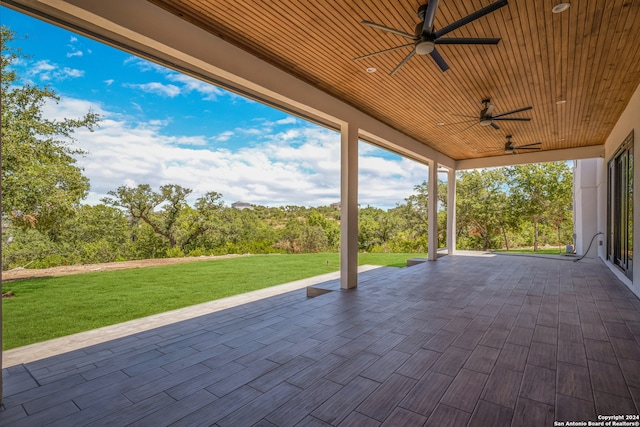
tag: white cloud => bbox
[275,116,297,125]
[45,97,428,209]
[166,73,225,101]
[125,82,181,97]
[41,96,106,122]
[29,60,84,81]
[147,119,170,127]
[104,79,114,86]
[30,60,56,74]
[239,128,263,136]
[124,56,166,73]
[169,135,209,146]
[122,57,234,102]
[69,36,78,43]
[214,130,234,142]
[66,50,83,58]
[62,67,84,78]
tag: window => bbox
[607,131,634,279]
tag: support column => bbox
[340,122,358,289]
[447,168,456,255]
[574,159,599,257]
[428,161,438,261]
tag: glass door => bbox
[607,131,634,279]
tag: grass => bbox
[2,252,426,350]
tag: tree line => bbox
[1,27,574,270]
[2,162,573,271]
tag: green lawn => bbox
[2,252,425,350]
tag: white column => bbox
[428,161,438,261]
[447,168,456,255]
[574,159,599,257]
[340,122,358,289]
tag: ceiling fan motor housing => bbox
[416,40,435,55]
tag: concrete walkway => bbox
[3,265,383,368]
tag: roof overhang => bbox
[3,0,634,169]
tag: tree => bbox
[508,162,573,251]
[456,169,512,251]
[1,27,98,236]
[392,178,448,250]
[358,206,399,252]
[307,210,340,250]
[63,204,130,263]
[102,184,223,251]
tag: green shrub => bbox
[165,247,185,258]
[186,247,208,257]
[3,227,61,270]
[79,239,120,264]
[30,253,78,269]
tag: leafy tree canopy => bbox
[1,26,99,234]
[102,184,224,250]
[507,162,573,250]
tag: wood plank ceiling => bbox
[147,0,640,161]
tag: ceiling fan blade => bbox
[492,105,533,118]
[517,142,542,148]
[429,49,449,72]
[490,122,500,130]
[435,37,501,45]
[422,0,440,35]
[492,117,531,121]
[354,43,415,60]
[361,21,418,39]
[515,147,541,151]
[390,49,416,75]
[459,121,479,132]
[435,0,509,38]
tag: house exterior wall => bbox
[574,158,600,258]
[581,82,640,297]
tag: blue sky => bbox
[2,7,430,209]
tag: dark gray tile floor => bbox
[2,253,640,426]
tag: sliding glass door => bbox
[607,131,634,279]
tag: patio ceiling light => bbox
[552,3,570,14]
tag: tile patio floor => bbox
[1,252,639,426]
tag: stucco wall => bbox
[574,158,601,257]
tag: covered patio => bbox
[1,0,640,424]
[1,253,639,425]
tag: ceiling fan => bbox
[354,0,508,74]
[474,135,541,155]
[453,99,533,131]
[503,135,541,154]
